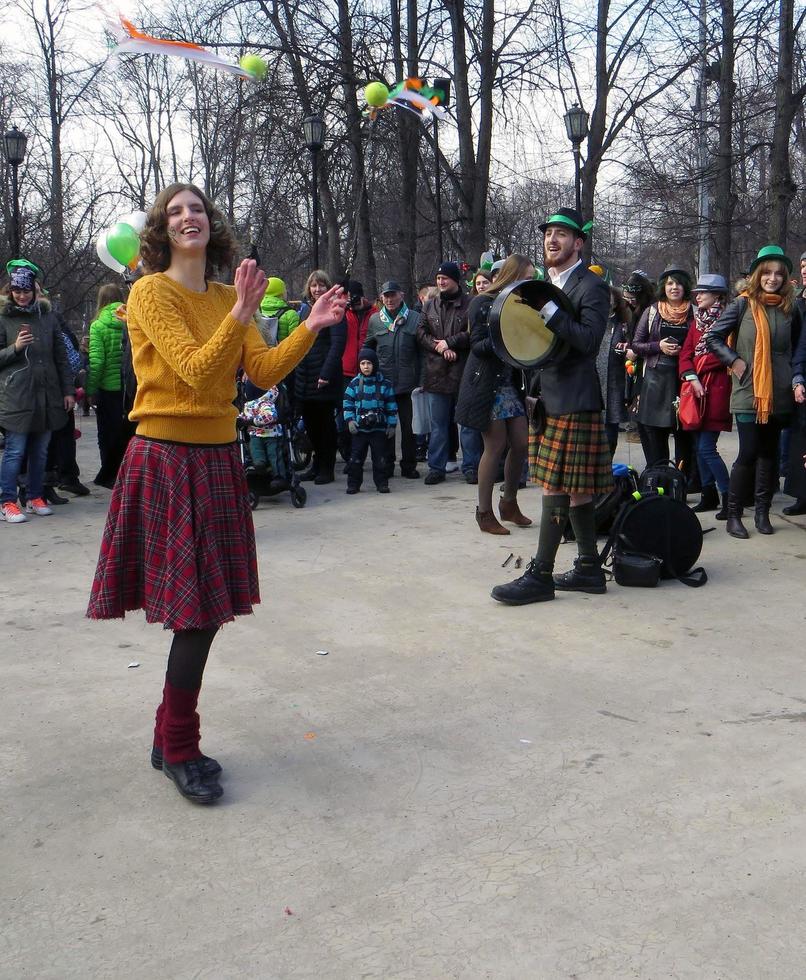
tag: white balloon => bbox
[96,230,125,273]
[118,210,148,233]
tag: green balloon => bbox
[106,223,140,266]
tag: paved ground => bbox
[3,420,806,979]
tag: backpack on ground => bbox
[638,460,688,502]
[599,490,708,588]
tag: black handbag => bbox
[611,539,663,587]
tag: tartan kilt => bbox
[529,411,613,495]
[87,436,259,631]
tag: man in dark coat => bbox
[492,207,612,605]
[365,280,422,478]
[416,262,481,485]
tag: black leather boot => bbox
[163,759,223,804]
[715,492,729,520]
[44,484,69,505]
[753,457,774,534]
[726,464,751,539]
[491,559,555,605]
[553,557,607,594]
[151,745,222,778]
[783,499,806,516]
[692,484,719,513]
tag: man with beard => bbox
[491,208,612,604]
[416,262,480,485]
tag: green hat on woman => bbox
[749,244,792,274]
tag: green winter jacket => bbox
[87,302,124,394]
[258,294,300,344]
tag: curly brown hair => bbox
[139,183,238,279]
[745,261,794,314]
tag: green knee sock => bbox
[569,501,597,560]
[535,494,570,568]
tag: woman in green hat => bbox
[707,244,804,537]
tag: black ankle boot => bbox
[553,557,607,594]
[44,484,69,505]
[163,759,223,804]
[151,745,222,778]
[715,493,729,520]
[692,484,719,513]
[491,559,555,605]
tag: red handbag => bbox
[678,381,705,429]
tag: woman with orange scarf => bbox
[707,245,804,538]
[631,267,696,472]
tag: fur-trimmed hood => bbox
[0,293,51,317]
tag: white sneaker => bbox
[446,461,459,473]
[1,501,28,523]
[25,497,53,516]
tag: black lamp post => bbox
[302,114,326,269]
[563,104,589,214]
[4,125,28,258]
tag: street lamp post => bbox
[563,105,589,214]
[4,125,28,258]
[302,114,326,269]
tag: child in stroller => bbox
[237,375,307,509]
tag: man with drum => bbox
[491,207,612,604]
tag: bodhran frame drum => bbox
[489,279,574,369]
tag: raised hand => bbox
[232,259,268,324]
[306,285,348,333]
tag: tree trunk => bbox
[767,0,798,246]
[336,0,376,289]
[579,0,610,262]
[711,0,735,279]
[443,0,494,263]
[390,0,419,298]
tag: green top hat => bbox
[749,244,792,275]
[538,207,594,240]
[6,257,42,279]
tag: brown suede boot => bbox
[498,497,533,526]
[476,507,510,535]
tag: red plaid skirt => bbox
[87,437,259,630]
[529,412,613,495]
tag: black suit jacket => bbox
[536,264,610,415]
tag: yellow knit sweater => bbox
[127,273,315,443]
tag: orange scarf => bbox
[657,301,690,325]
[740,291,783,424]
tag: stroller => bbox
[236,378,307,509]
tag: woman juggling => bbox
[87,183,347,804]
[707,245,805,538]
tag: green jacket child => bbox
[88,301,125,394]
[259,277,300,344]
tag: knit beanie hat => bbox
[437,262,462,286]
[264,276,286,298]
[358,346,378,372]
[10,268,36,292]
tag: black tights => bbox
[478,416,528,512]
[166,628,218,690]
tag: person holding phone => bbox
[0,261,75,523]
[631,266,695,470]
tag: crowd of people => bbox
[2,241,805,536]
[2,183,804,806]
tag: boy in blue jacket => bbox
[343,347,398,494]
